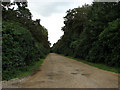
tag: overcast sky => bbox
[27,0,93,46]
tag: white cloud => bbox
[40,14,65,46]
[28,1,73,17]
[28,0,93,46]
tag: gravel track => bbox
[2,53,118,88]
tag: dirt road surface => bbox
[19,53,118,88]
[3,53,118,88]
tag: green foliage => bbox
[52,2,120,69]
[13,58,45,79]
[2,21,49,80]
[2,1,50,80]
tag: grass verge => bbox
[4,56,47,81]
[16,58,45,78]
[63,55,119,73]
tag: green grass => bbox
[16,59,45,78]
[3,55,48,81]
[64,55,119,73]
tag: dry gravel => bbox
[2,53,118,88]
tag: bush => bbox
[2,21,48,80]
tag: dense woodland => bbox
[52,2,120,68]
[2,1,120,80]
[2,0,50,80]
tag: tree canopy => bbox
[2,0,50,80]
[52,2,120,68]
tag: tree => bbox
[52,2,120,68]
